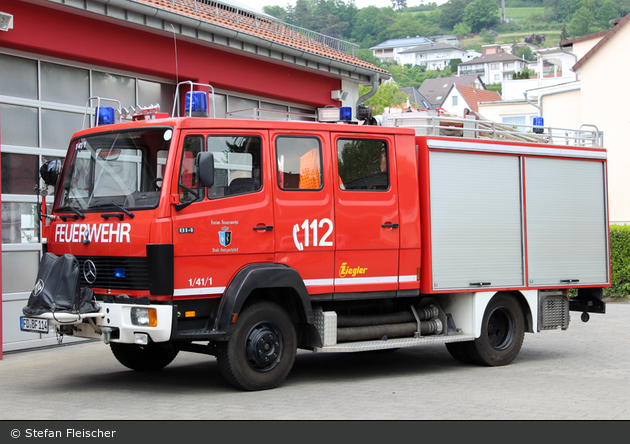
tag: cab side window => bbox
[207,135,262,198]
[336,139,389,191]
[276,136,323,190]
[178,135,204,204]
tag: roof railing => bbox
[172,0,359,56]
[226,108,317,121]
[386,111,603,148]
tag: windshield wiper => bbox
[57,205,86,220]
[89,202,135,219]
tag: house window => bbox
[491,63,499,70]
[452,96,458,106]
[494,74,501,81]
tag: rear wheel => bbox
[110,342,179,371]
[216,300,297,391]
[466,294,525,366]
[445,341,475,364]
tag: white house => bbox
[398,43,468,69]
[478,15,630,224]
[370,36,433,63]
[458,53,529,84]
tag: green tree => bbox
[453,21,472,38]
[439,0,474,30]
[479,28,496,43]
[293,0,314,29]
[449,58,463,72]
[385,14,425,39]
[596,0,620,26]
[262,5,287,20]
[515,45,534,61]
[359,81,411,115]
[463,0,500,33]
[560,23,569,41]
[351,6,396,47]
[568,6,595,37]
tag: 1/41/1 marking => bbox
[188,277,212,287]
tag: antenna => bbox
[171,23,179,86]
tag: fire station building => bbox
[0,0,388,354]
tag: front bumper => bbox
[26,302,174,344]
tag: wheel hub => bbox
[487,307,515,351]
[245,322,283,372]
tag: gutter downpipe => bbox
[356,73,380,109]
[558,45,579,81]
[524,87,581,115]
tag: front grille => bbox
[539,293,570,331]
[75,256,149,290]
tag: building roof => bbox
[399,43,466,55]
[458,52,525,66]
[137,0,388,76]
[418,75,485,106]
[452,85,502,113]
[399,87,431,109]
[370,36,433,49]
[570,13,630,71]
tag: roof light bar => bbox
[318,106,353,123]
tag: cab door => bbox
[332,133,400,295]
[271,132,335,297]
[170,130,274,299]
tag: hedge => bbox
[606,224,630,298]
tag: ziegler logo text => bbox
[339,262,368,278]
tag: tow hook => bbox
[102,327,113,344]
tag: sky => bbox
[230,0,445,14]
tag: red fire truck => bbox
[21,87,609,390]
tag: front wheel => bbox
[216,300,297,391]
[110,342,179,371]
[465,293,525,366]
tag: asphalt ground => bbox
[0,303,628,422]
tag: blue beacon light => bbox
[95,106,116,126]
[185,91,209,117]
[339,107,352,121]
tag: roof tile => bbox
[138,0,387,74]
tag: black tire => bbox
[110,342,179,371]
[216,300,297,391]
[445,341,475,364]
[466,293,525,366]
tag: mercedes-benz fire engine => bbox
[20,85,609,390]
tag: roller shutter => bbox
[429,151,525,290]
[525,157,609,286]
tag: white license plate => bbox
[20,317,49,333]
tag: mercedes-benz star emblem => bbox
[83,260,97,284]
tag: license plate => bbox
[20,317,49,333]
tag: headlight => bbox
[130,307,157,327]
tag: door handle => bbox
[253,225,273,231]
[381,223,399,228]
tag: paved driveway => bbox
[1,303,628,421]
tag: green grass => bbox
[505,7,545,21]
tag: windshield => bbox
[57,128,173,211]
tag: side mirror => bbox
[40,159,62,187]
[197,151,214,188]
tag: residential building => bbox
[371,36,433,64]
[458,53,529,84]
[478,14,630,224]
[398,43,468,70]
[441,84,502,116]
[418,75,485,109]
